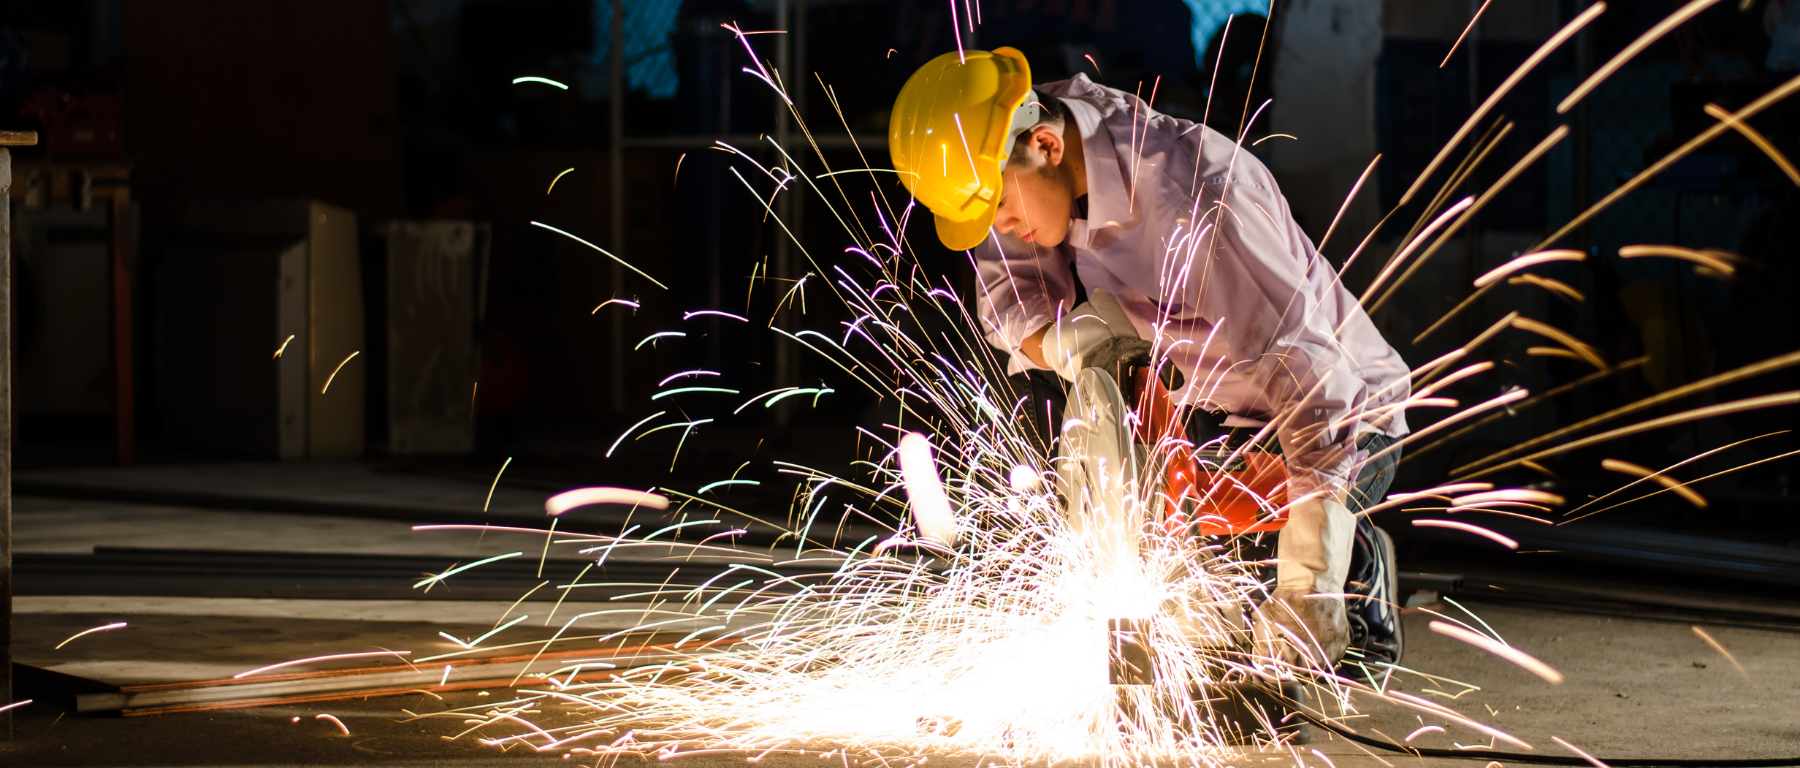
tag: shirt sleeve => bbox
[1184,176,1373,502]
[971,234,1077,370]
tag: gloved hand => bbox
[1038,292,1181,388]
[1039,291,1141,381]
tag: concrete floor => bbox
[6,467,1800,766]
[5,604,1797,766]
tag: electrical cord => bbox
[1261,680,1800,767]
[1298,712,1800,767]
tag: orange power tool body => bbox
[1126,367,1289,536]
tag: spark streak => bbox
[513,76,569,89]
[545,168,575,194]
[234,651,411,679]
[54,621,126,649]
[1600,459,1707,509]
[1411,520,1519,549]
[1690,626,1750,681]
[1430,621,1563,684]
[415,553,523,589]
[545,487,670,515]
[316,713,351,735]
[321,351,359,393]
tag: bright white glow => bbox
[545,487,669,516]
[899,433,959,547]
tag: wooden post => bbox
[0,129,37,740]
[112,188,134,464]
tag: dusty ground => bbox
[7,467,1798,767]
[4,603,1796,767]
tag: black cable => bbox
[1299,712,1800,767]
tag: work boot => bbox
[1256,588,1350,669]
[1339,518,1403,681]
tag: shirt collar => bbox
[1059,89,1135,249]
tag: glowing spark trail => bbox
[234,651,411,679]
[316,713,351,735]
[321,351,358,393]
[1442,0,1495,67]
[512,76,569,89]
[414,553,523,588]
[547,167,574,193]
[1552,736,1614,768]
[1411,520,1519,549]
[1618,245,1737,276]
[545,487,670,516]
[1600,459,1707,509]
[1430,621,1563,684]
[484,457,512,513]
[1690,626,1750,681]
[54,622,126,649]
[531,221,669,289]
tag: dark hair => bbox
[1012,95,1069,151]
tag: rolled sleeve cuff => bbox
[994,308,1058,373]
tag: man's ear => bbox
[1032,125,1066,168]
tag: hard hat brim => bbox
[934,211,994,252]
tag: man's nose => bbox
[994,209,1017,234]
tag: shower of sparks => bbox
[54,622,127,650]
[376,6,1800,766]
[273,334,295,359]
[0,700,31,715]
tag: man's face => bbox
[992,127,1074,248]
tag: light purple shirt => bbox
[972,75,1411,500]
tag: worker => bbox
[887,48,1412,674]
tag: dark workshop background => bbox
[4,0,1800,561]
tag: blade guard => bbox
[1129,367,1289,535]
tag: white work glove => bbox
[1257,496,1355,667]
[1038,291,1150,381]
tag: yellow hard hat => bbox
[889,47,1039,251]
